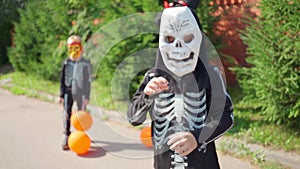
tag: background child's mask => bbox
[68,43,82,60]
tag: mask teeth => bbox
[170,153,188,169]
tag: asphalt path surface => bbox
[0,88,256,169]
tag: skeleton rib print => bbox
[153,89,207,149]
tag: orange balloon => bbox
[71,111,93,131]
[68,131,91,155]
[140,126,153,148]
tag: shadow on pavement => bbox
[92,140,152,153]
[77,146,107,158]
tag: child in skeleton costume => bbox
[128,1,234,169]
[59,35,92,150]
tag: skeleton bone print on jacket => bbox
[128,67,233,169]
[153,90,207,150]
[153,90,207,169]
[128,3,234,169]
[60,57,91,98]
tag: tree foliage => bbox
[233,0,300,127]
[9,0,70,80]
[8,0,98,80]
[0,0,26,66]
[8,0,218,99]
[90,0,162,98]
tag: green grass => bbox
[218,137,290,169]
[90,80,116,110]
[0,71,116,110]
[0,72,59,102]
[226,105,300,154]
[227,86,300,154]
[0,71,59,94]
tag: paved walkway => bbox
[0,88,257,169]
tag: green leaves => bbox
[0,0,27,65]
[8,0,218,106]
[233,0,300,128]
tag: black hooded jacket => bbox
[128,2,233,169]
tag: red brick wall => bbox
[212,0,260,85]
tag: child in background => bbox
[59,35,91,150]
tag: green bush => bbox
[8,0,219,102]
[8,0,97,80]
[233,0,300,127]
[0,0,26,66]
[8,0,71,80]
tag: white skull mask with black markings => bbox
[159,7,202,77]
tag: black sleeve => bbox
[60,61,66,98]
[191,67,234,152]
[83,60,91,100]
[127,70,156,126]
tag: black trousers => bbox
[62,92,86,136]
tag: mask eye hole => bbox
[68,45,80,52]
[165,36,175,43]
[68,47,73,52]
[184,34,194,43]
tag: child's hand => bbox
[58,97,64,104]
[144,77,169,96]
[167,132,198,156]
[83,99,89,106]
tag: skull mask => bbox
[68,43,82,60]
[67,35,82,61]
[159,6,202,77]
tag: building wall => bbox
[212,0,260,85]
